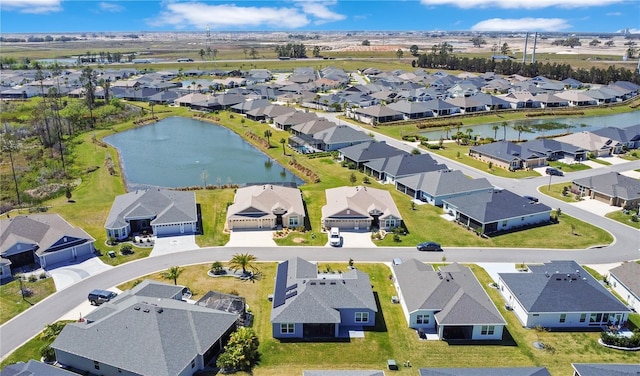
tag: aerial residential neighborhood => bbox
[1,2,640,375]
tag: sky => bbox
[0,0,639,34]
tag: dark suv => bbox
[417,241,443,252]
[545,167,563,176]
[88,289,117,306]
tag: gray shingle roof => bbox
[396,170,493,197]
[418,367,551,376]
[393,260,505,326]
[339,141,408,164]
[1,214,94,257]
[364,154,447,178]
[52,281,238,376]
[322,186,402,222]
[591,124,640,143]
[104,189,197,229]
[443,189,552,223]
[227,185,305,221]
[271,258,377,324]
[313,125,372,145]
[572,363,640,376]
[609,262,640,300]
[572,172,640,201]
[499,261,630,313]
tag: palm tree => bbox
[444,126,451,140]
[148,101,155,118]
[263,129,272,146]
[280,138,287,155]
[162,266,183,285]
[501,121,508,140]
[229,253,257,275]
[1,133,21,205]
[492,124,500,140]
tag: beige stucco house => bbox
[321,186,402,231]
[226,185,306,230]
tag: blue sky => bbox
[1,0,638,34]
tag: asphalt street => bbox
[1,113,639,361]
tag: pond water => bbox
[104,117,302,190]
[419,111,640,141]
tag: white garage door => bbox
[40,248,73,268]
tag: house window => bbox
[416,314,429,324]
[602,313,610,323]
[559,314,566,323]
[94,361,100,370]
[191,360,195,368]
[481,326,495,335]
[355,312,369,323]
[280,323,294,334]
[289,216,299,227]
[502,220,507,227]
[385,218,396,228]
[580,313,586,322]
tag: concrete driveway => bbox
[570,196,621,216]
[226,229,277,247]
[326,230,375,248]
[47,256,112,291]
[150,235,199,257]
[58,286,123,321]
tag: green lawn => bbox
[606,210,640,230]
[538,183,581,203]
[6,262,638,375]
[0,277,56,325]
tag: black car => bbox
[545,167,563,176]
[417,241,442,252]
[523,195,539,203]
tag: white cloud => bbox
[1,0,61,13]
[421,0,622,9]
[149,0,345,29]
[606,12,622,16]
[98,2,124,13]
[471,18,571,31]
[294,0,346,25]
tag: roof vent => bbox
[134,306,140,311]
[156,307,163,313]
[143,308,150,313]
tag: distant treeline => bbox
[413,53,640,85]
[0,35,81,43]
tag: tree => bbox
[148,101,155,118]
[361,40,370,46]
[513,124,532,142]
[409,44,419,56]
[443,126,451,140]
[229,253,257,275]
[501,122,508,140]
[249,47,258,59]
[199,49,205,60]
[349,172,357,185]
[216,327,260,372]
[162,266,183,285]
[200,169,208,187]
[263,129,272,145]
[210,261,225,275]
[80,66,97,128]
[492,124,500,140]
[1,133,22,206]
[605,40,615,47]
[500,42,510,55]
[312,46,321,57]
[396,49,404,59]
[41,345,56,362]
[589,39,601,47]
[470,36,486,47]
[65,186,72,202]
[280,138,287,155]
[563,37,581,48]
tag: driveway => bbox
[47,256,112,291]
[226,229,277,247]
[150,235,199,257]
[327,230,375,248]
[58,286,122,321]
[570,196,621,216]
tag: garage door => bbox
[40,248,73,268]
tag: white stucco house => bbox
[104,189,198,241]
[609,262,640,313]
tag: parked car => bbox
[329,227,342,247]
[88,289,117,306]
[417,241,442,252]
[545,167,563,176]
[523,195,539,202]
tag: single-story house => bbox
[1,214,95,270]
[226,184,305,230]
[322,186,402,231]
[591,124,640,151]
[395,169,493,206]
[571,172,640,209]
[363,153,448,184]
[554,132,618,157]
[419,367,551,376]
[270,257,378,339]
[339,141,408,170]
[498,260,631,328]
[423,99,459,116]
[609,262,640,313]
[52,280,239,376]
[104,189,198,241]
[307,125,373,152]
[469,141,546,171]
[350,105,403,125]
[385,100,433,120]
[442,189,552,235]
[391,259,506,341]
[0,359,79,376]
[572,363,640,376]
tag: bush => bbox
[28,275,37,282]
[39,272,47,280]
[601,331,640,348]
[393,234,401,242]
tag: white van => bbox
[329,227,341,247]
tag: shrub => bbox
[28,275,38,282]
[393,234,401,242]
[39,272,47,280]
[120,244,133,255]
[601,331,640,348]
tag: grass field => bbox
[0,277,56,325]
